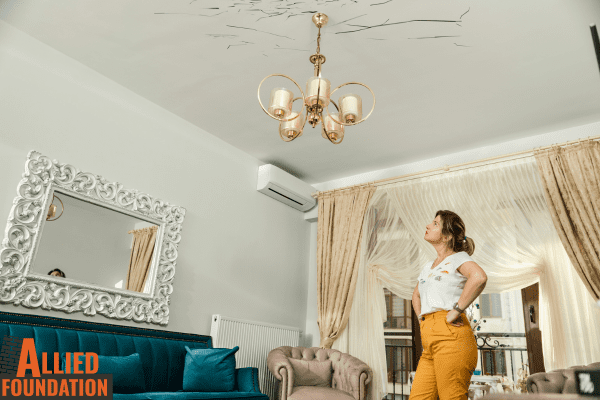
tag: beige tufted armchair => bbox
[267,346,372,400]
[527,362,600,393]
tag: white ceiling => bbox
[2,0,600,184]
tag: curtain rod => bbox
[311,134,600,198]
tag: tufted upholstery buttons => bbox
[527,362,600,393]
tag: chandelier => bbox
[258,13,375,144]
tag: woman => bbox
[409,210,488,400]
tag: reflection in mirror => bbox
[32,191,159,294]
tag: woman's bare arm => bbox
[412,283,421,317]
[455,261,488,310]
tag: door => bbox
[521,282,545,374]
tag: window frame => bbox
[479,293,503,318]
[383,288,412,331]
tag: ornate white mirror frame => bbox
[0,151,186,325]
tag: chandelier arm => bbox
[291,96,307,122]
[47,194,65,222]
[304,104,310,131]
[55,195,64,220]
[258,73,306,122]
[315,85,322,116]
[330,99,340,112]
[295,97,309,132]
[326,82,376,126]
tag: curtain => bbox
[535,141,600,301]
[317,185,376,349]
[126,226,158,292]
[333,189,429,400]
[334,157,600,400]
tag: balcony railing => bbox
[384,332,528,400]
[475,332,529,384]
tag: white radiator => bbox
[210,314,302,400]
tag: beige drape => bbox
[126,226,158,292]
[535,141,600,301]
[317,185,376,349]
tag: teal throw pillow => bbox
[62,353,146,394]
[183,346,239,392]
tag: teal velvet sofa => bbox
[0,311,268,400]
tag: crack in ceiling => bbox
[154,0,473,50]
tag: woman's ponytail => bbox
[435,210,475,256]
[462,236,475,256]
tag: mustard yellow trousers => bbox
[409,311,478,400]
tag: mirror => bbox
[32,191,160,294]
[0,151,186,325]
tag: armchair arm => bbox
[267,348,294,399]
[236,367,262,393]
[333,352,373,400]
[527,372,566,393]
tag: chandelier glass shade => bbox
[258,13,375,144]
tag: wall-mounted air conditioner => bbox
[257,164,317,212]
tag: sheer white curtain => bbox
[334,157,600,400]
[333,189,429,400]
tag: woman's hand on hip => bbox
[446,309,464,326]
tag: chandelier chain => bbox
[316,26,322,77]
[316,26,321,55]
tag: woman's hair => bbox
[48,268,66,278]
[435,210,475,256]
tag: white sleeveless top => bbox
[417,251,473,318]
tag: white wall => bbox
[304,120,600,347]
[0,21,310,336]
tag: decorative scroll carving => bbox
[0,151,185,325]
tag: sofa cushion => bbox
[234,367,261,393]
[113,392,268,400]
[65,353,146,393]
[289,359,332,387]
[63,352,146,394]
[288,386,355,400]
[183,346,239,392]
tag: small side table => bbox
[469,384,492,400]
[471,376,504,395]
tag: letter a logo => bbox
[16,338,40,377]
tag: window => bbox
[480,293,503,318]
[482,349,507,376]
[384,289,413,385]
[383,289,412,329]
